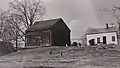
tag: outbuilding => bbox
[25,18,71,46]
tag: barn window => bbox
[97,38,100,43]
[112,36,115,42]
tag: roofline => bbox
[26,18,71,32]
[25,28,51,33]
[37,18,62,22]
[51,18,71,31]
[26,18,63,31]
[86,31,117,35]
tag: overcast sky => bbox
[0,0,120,39]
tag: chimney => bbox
[106,23,109,29]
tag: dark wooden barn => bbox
[25,18,71,46]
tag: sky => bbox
[0,0,120,39]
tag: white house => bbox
[86,24,118,45]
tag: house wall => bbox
[86,32,118,45]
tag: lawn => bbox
[0,45,120,68]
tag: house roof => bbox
[86,27,118,35]
[26,18,63,32]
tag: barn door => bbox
[103,36,106,44]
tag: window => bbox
[97,38,100,43]
[112,36,115,42]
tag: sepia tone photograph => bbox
[0,0,120,68]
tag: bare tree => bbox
[0,10,14,41]
[103,5,120,28]
[0,0,46,50]
[9,0,46,28]
[80,35,87,46]
[104,5,120,42]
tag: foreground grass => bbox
[0,46,120,68]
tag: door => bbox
[103,36,106,44]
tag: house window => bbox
[112,36,115,42]
[97,38,100,43]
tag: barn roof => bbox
[26,18,63,32]
[86,27,118,35]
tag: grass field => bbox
[0,45,120,68]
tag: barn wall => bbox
[25,19,71,46]
[86,32,118,45]
[26,30,51,46]
[51,19,70,31]
[51,30,70,46]
[51,19,71,46]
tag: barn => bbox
[86,24,118,45]
[25,18,71,46]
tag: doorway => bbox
[103,36,106,44]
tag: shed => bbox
[25,18,71,46]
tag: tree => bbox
[0,10,23,51]
[103,5,120,28]
[104,5,120,43]
[9,0,46,28]
[0,10,15,41]
[0,0,46,49]
[10,0,46,47]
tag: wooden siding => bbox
[25,18,71,46]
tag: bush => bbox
[72,42,77,46]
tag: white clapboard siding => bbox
[86,32,118,45]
